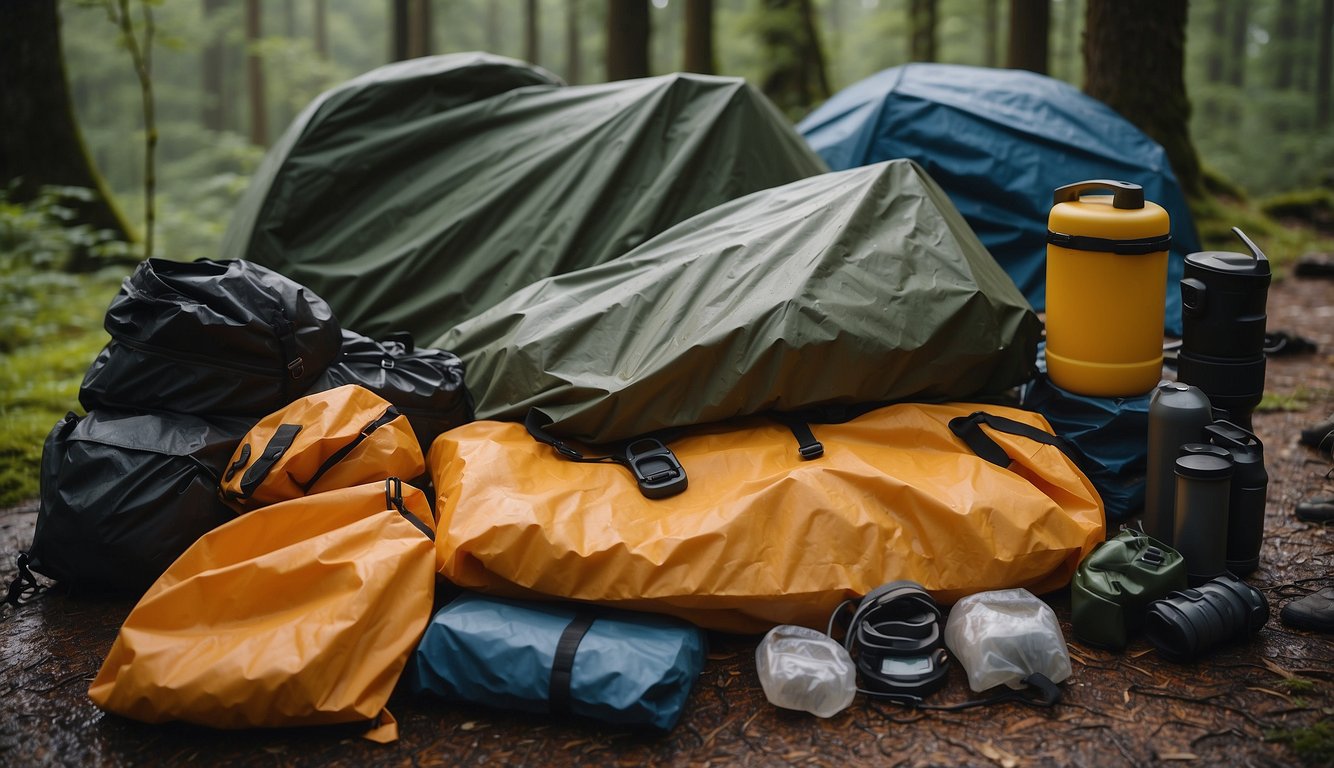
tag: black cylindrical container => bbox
[1144,574,1269,661]
[1203,421,1268,576]
[1173,450,1233,586]
[1145,383,1213,546]
[1177,227,1271,430]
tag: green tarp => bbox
[221,53,827,342]
[438,159,1042,444]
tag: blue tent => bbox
[798,63,1200,335]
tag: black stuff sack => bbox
[79,258,342,417]
[306,330,474,454]
[24,410,249,595]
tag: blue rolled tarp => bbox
[798,63,1201,335]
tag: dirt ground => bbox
[2,270,1331,768]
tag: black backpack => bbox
[23,410,250,595]
[306,330,474,454]
[79,258,342,417]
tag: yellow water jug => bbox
[1045,180,1172,397]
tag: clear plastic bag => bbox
[754,625,856,717]
[943,589,1071,692]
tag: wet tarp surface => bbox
[797,63,1201,334]
[222,53,827,342]
[439,159,1041,444]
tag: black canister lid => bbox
[1179,443,1231,461]
[1175,453,1234,479]
[1184,250,1272,277]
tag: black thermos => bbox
[1203,421,1268,576]
[1177,227,1271,430]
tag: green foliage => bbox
[0,194,125,505]
[1260,189,1334,233]
[0,185,134,274]
[1266,719,1334,766]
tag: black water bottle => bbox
[1203,421,1268,576]
[1177,227,1271,430]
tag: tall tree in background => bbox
[1272,0,1299,92]
[526,0,540,64]
[1319,0,1333,130]
[315,0,329,59]
[566,0,582,83]
[1084,0,1203,199]
[202,0,227,132]
[984,0,999,67]
[0,0,132,245]
[606,0,650,80]
[1228,0,1247,88]
[908,0,937,62]
[246,0,268,146]
[684,0,715,74]
[758,0,829,116]
[391,0,431,60]
[1008,0,1049,74]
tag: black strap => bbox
[236,423,302,498]
[948,411,1074,468]
[3,553,45,612]
[300,407,402,493]
[774,416,824,459]
[524,409,689,499]
[384,478,433,539]
[1046,230,1172,255]
[549,613,596,714]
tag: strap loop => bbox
[549,613,596,714]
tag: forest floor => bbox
[1,268,1331,768]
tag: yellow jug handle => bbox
[1053,179,1144,209]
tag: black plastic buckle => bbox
[287,356,306,379]
[623,438,688,499]
[799,440,824,460]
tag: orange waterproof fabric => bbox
[89,480,437,740]
[430,402,1104,634]
[220,384,424,510]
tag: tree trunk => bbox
[315,0,329,59]
[525,0,539,64]
[758,0,829,117]
[1084,0,1203,199]
[566,0,582,83]
[1228,0,1247,88]
[391,0,409,60]
[984,0,999,67]
[0,0,133,245]
[684,0,715,74]
[909,0,937,62]
[1008,0,1049,74]
[1273,0,1299,91]
[1205,0,1227,84]
[410,0,432,58]
[246,0,268,146]
[1319,0,1333,130]
[202,0,226,132]
[606,0,650,81]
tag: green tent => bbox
[221,53,827,342]
[438,159,1042,444]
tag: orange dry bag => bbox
[429,402,1105,633]
[88,479,436,742]
[219,384,424,510]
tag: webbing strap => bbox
[236,424,302,498]
[300,407,401,493]
[384,478,433,539]
[948,411,1074,468]
[549,613,596,714]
